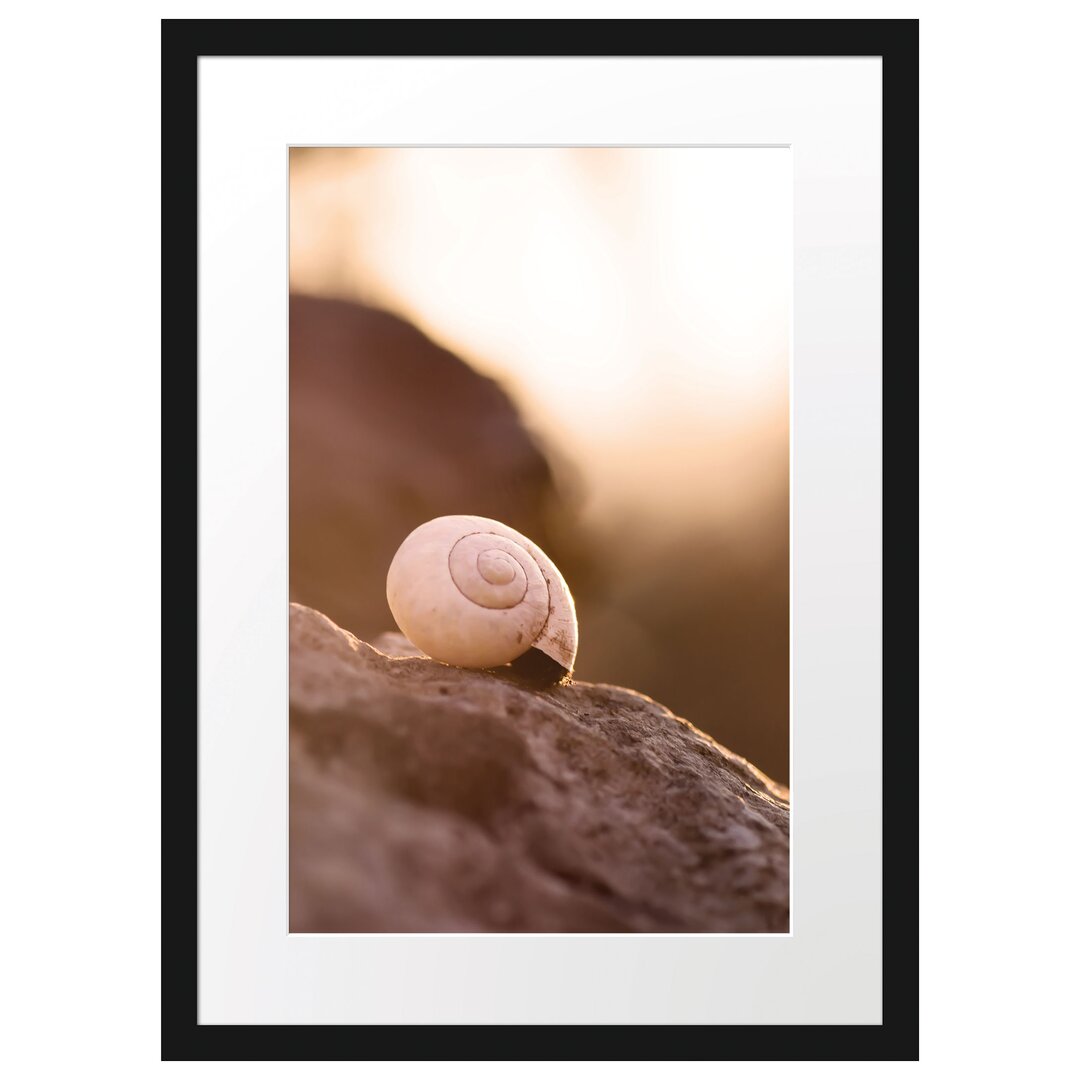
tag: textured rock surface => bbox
[290,603,789,933]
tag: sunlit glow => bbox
[290,147,790,534]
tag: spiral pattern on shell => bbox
[386,515,577,673]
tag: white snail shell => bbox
[386,515,578,674]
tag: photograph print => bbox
[288,146,792,934]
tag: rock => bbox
[290,603,790,933]
[368,630,427,658]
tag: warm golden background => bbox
[289,147,791,782]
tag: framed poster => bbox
[164,18,917,1059]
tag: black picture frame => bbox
[163,18,918,1061]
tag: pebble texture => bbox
[290,603,790,933]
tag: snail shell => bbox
[386,515,578,675]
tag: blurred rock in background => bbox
[290,292,565,642]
